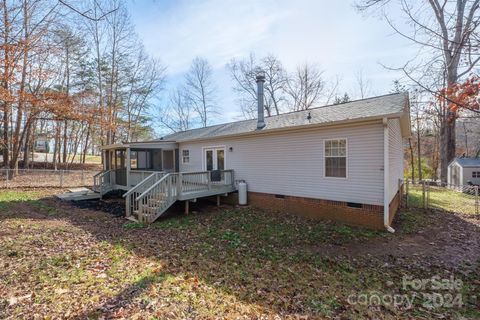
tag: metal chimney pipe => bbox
[256,72,266,129]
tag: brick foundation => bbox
[221,188,403,230]
[388,183,403,226]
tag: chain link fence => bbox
[0,169,98,189]
[404,179,479,215]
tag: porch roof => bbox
[101,140,178,150]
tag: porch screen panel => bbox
[152,150,162,170]
[163,150,174,171]
[130,151,138,169]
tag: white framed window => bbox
[473,172,480,178]
[324,138,347,178]
[182,149,190,164]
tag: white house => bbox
[95,75,410,230]
[447,158,480,186]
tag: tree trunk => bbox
[82,123,91,164]
[22,121,32,168]
[408,138,415,183]
[62,120,68,163]
[2,0,10,168]
[11,0,29,169]
[53,123,60,170]
[440,112,456,182]
[417,124,422,182]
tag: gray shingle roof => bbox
[452,158,480,167]
[161,92,409,142]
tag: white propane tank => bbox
[238,180,247,205]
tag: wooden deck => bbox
[93,170,236,223]
[57,188,101,201]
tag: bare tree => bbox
[357,0,480,182]
[158,88,193,133]
[285,63,325,111]
[185,57,216,127]
[261,55,288,115]
[123,46,165,141]
[355,68,372,99]
[227,53,287,119]
[57,0,118,21]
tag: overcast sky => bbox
[127,0,415,124]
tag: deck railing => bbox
[93,170,112,195]
[131,170,235,223]
[179,170,235,195]
[136,173,179,223]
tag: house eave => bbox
[100,143,128,150]
[174,114,405,144]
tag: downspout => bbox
[383,118,395,233]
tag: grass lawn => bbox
[82,154,102,164]
[408,184,478,215]
[0,190,479,319]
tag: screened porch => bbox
[100,141,179,190]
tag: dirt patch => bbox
[71,198,125,217]
[1,190,479,319]
[322,209,480,271]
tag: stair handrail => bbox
[123,171,164,198]
[137,173,172,202]
[93,169,112,194]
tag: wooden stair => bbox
[125,170,236,224]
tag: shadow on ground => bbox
[0,190,479,319]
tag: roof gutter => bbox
[383,117,395,233]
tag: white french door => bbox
[204,147,225,171]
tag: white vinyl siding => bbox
[388,118,404,202]
[179,122,385,205]
[462,167,480,185]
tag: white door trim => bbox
[202,146,226,171]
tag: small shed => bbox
[34,134,50,153]
[447,158,480,186]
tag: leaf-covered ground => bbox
[0,189,479,319]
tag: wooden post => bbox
[475,186,479,215]
[405,179,409,209]
[426,183,430,209]
[398,179,402,207]
[5,169,8,188]
[184,200,189,214]
[216,195,221,207]
[60,170,64,188]
[422,181,426,209]
[126,195,131,217]
[177,173,183,196]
